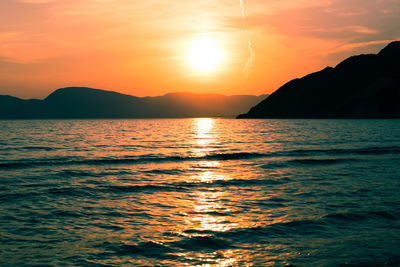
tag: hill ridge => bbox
[238,41,400,118]
[0,88,267,119]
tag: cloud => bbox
[17,0,56,3]
[329,38,400,55]
[236,0,400,41]
[0,31,24,42]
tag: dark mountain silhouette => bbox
[0,87,267,119]
[238,41,400,118]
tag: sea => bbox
[0,119,399,266]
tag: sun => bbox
[187,38,223,73]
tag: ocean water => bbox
[0,119,399,266]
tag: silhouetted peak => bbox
[322,66,334,71]
[334,41,400,71]
[238,40,400,119]
[0,87,265,118]
[378,41,400,58]
[0,95,23,101]
[46,87,112,98]
[44,87,137,102]
[335,54,377,70]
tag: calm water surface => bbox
[0,119,399,266]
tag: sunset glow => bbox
[0,1,399,99]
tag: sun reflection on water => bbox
[192,118,217,157]
[193,118,215,132]
[182,118,243,264]
[185,190,236,235]
[195,169,225,183]
[159,118,290,265]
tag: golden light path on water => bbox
[187,119,235,265]
[192,118,216,158]
[180,119,257,266]
[103,118,290,265]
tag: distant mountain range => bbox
[0,87,268,119]
[239,41,400,118]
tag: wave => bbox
[0,177,289,203]
[0,152,266,169]
[172,210,399,244]
[144,169,186,175]
[217,219,327,241]
[171,235,233,251]
[46,186,98,197]
[95,219,325,259]
[323,210,399,222]
[104,184,189,193]
[61,170,101,177]
[21,146,58,151]
[96,178,288,194]
[0,146,57,151]
[1,145,398,170]
[289,158,358,165]
[260,158,358,169]
[203,152,265,160]
[99,237,232,261]
[290,145,400,156]
[103,241,177,259]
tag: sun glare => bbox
[187,38,223,73]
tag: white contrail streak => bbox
[240,0,255,78]
[240,0,245,17]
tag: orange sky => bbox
[0,0,399,99]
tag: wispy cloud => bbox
[236,0,399,40]
[330,38,400,54]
